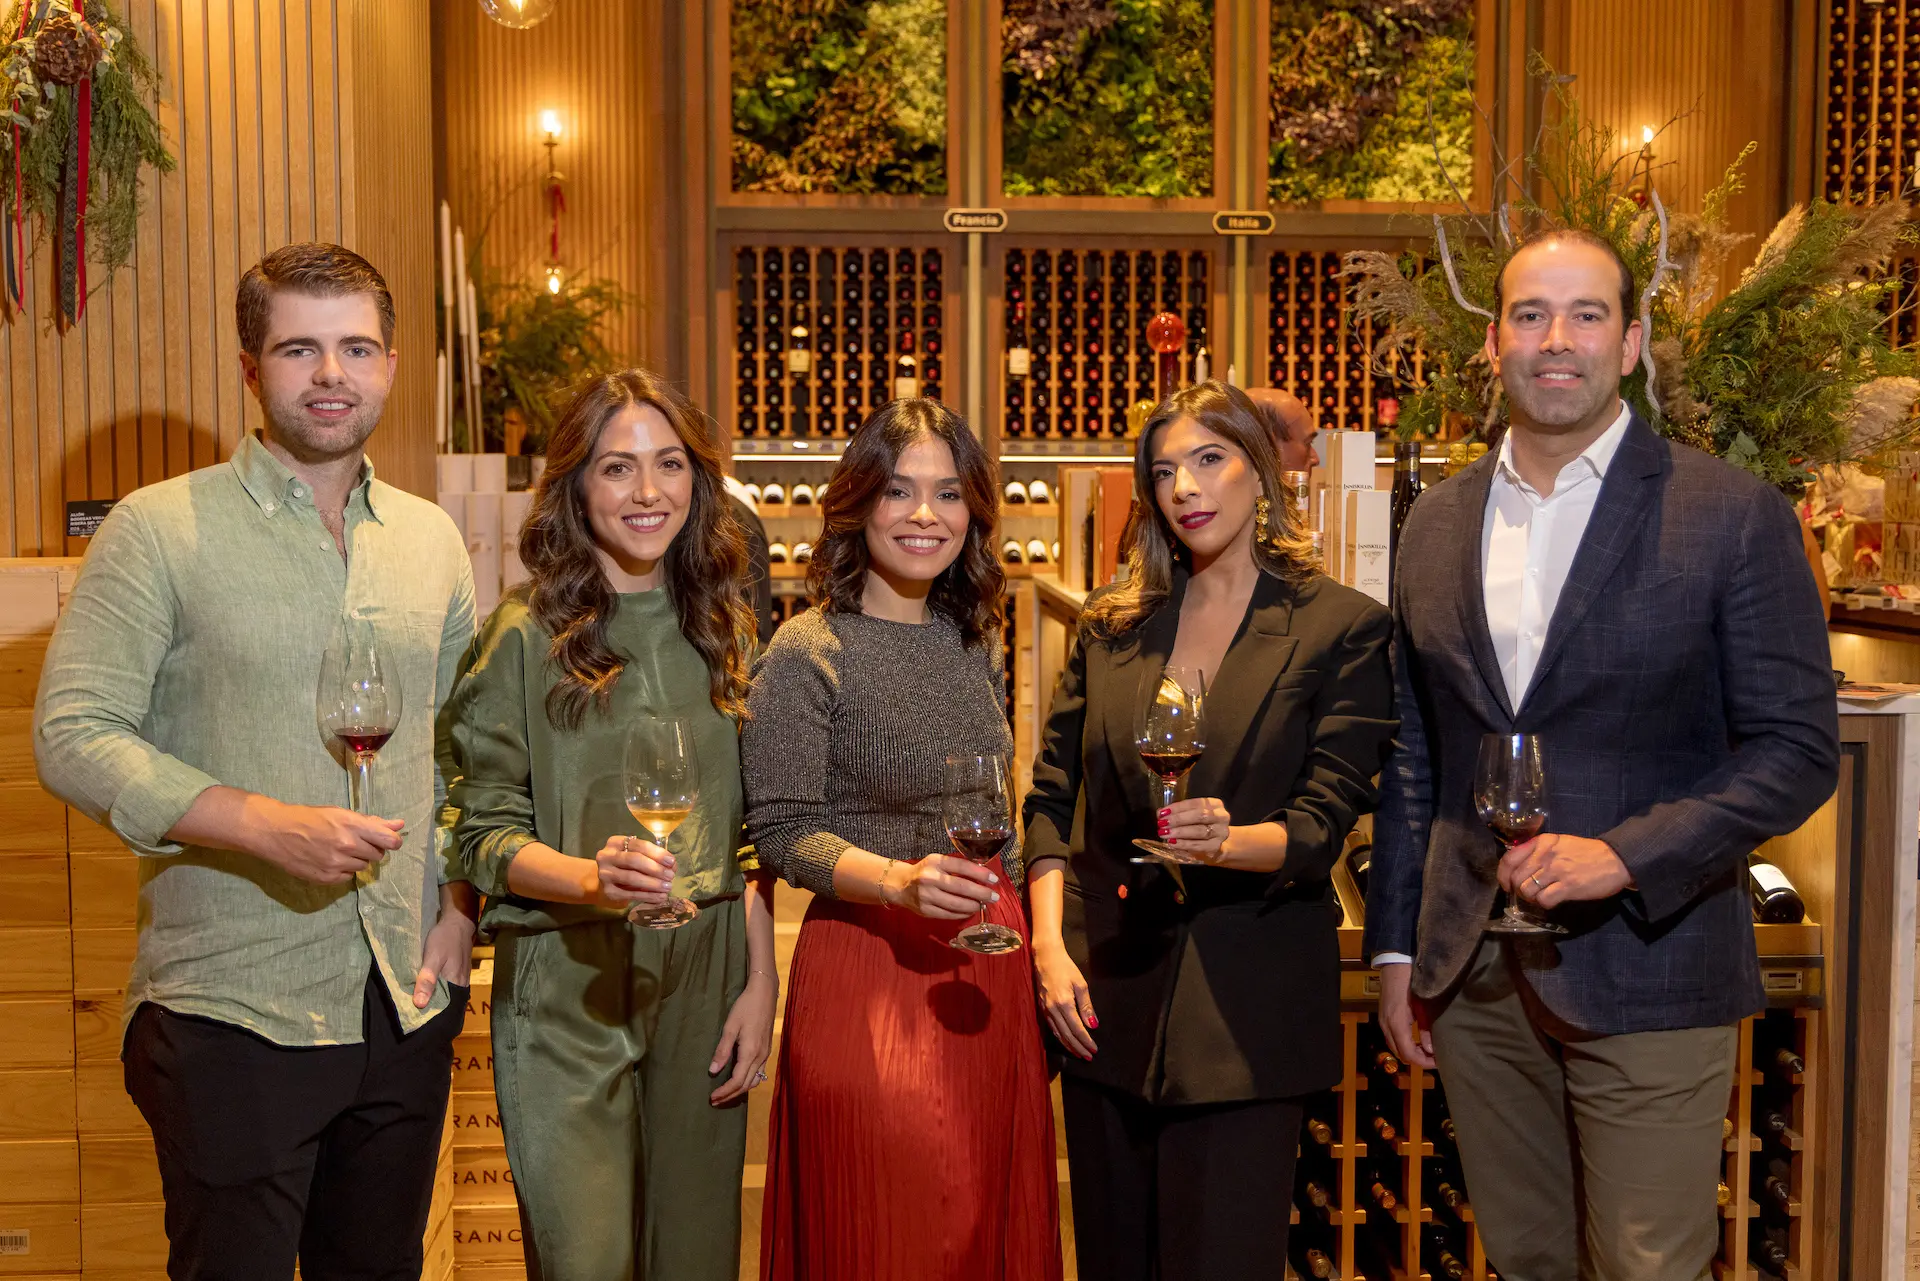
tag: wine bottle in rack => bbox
[1432,1175,1471,1222]
[1303,1108,1337,1151]
[1748,1219,1791,1274]
[1362,1099,1399,1147]
[1294,1178,1337,1224]
[1287,1236,1342,1280]
[1361,1160,1401,1213]
[1749,856,1806,924]
[1753,1154,1794,1215]
[1421,1225,1470,1281]
[1755,1105,1797,1151]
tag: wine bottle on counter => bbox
[1389,437,1422,586]
[1749,856,1807,924]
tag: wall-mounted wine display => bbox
[1822,0,1920,205]
[1000,246,1216,441]
[1268,249,1427,437]
[732,244,946,439]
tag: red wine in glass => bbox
[1131,669,1205,866]
[943,754,1023,955]
[1474,733,1566,936]
[317,618,401,816]
[333,726,394,756]
[951,828,1013,862]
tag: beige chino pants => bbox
[1429,939,1737,1281]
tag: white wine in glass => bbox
[623,717,700,930]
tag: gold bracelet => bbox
[749,967,778,984]
[876,862,896,909]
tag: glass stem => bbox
[350,752,373,815]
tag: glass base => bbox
[1127,837,1207,866]
[951,921,1024,955]
[628,897,699,930]
[1484,908,1567,936]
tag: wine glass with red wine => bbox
[1131,668,1206,866]
[943,753,1022,955]
[317,616,401,815]
[1474,733,1566,936]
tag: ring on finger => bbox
[1528,872,1545,892]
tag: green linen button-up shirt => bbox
[34,432,476,1046]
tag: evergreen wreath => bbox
[0,0,173,329]
[1342,57,1920,497]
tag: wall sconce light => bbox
[479,0,557,30]
[541,110,563,144]
[541,111,567,293]
[545,265,563,295]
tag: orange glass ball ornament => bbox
[1145,311,1186,354]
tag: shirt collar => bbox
[231,432,381,522]
[1494,400,1632,494]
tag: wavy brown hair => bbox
[807,398,1006,648]
[518,369,754,730]
[1081,380,1318,642]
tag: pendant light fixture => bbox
[479,0,557,30]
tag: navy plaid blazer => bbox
[1364,416,1839,1034]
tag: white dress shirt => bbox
[1371,401,1631,970]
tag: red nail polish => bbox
[1087,1016,1099,1029]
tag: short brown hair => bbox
[236,243,395,357]
[808,398,1005,649]
[1494,229,1636,331]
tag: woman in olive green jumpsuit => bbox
[446,369,777,1281]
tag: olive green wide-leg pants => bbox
[491,899,747,1281]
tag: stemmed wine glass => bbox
[1131,668,1207,866]
[623,717,701,930]
[1474,732,1566,936]
[944,753,1023,955]
[318,616,401,815]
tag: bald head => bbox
[1245,387,1319,473]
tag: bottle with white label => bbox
[1748,857,1806,924]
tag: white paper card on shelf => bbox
[501,492,534,591]
[436,492,469,546]
[1344,489,1391,605]
[437,454,473,495]
[471,453,509,494]
[466,492,503,616]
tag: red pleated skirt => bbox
[760,856,1064,1281]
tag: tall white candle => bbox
[465,277,483,452]
[452,227,469,337]
[439,201,454,308]
[435,351,447,448]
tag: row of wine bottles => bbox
[739,478,1058,509]
[1267,250,1423,437]
[1824,4,1919,205]
[733,244,944,438]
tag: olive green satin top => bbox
[446,586,746,936]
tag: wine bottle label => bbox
[894,378,920,399]
[1009,348,1032,377]
[787,349,812,374]
[1750,863,1795,895]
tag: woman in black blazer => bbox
[1023,380,1395,1281]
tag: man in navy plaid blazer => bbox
[1365,230,1839,1281]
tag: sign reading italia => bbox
[1212,210,1276,235]
[944,208,1008,233]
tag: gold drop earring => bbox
[1254,494,1273,542]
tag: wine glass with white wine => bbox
[623,717,700,930]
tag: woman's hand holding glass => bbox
[590,833,674,911]
[881,854,1000,920]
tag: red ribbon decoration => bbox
[547,175,565,263]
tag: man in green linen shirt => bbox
[35,244,477,1279]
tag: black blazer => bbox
[1364,416,1840,1034]
[1022,568,1395,1105]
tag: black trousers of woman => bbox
[1061,1075,1304,1281]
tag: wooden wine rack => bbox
[1822,0,1920,206]
[1286,930,1823,1281]
[729,241,949,440]
[998,244,1219,442]
[1267,249,1428,437]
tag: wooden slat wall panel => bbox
[0,0,439,558]
[435,0,652,372]
[1543,1,1792,259]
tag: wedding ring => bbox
[1529,873,1544,891]
[752,1070,768,1087]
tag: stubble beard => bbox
[1502,360,1617,437]
[262,395,383,466]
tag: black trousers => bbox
[1061,1074,1304,1281]
[123,969,466,1281]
